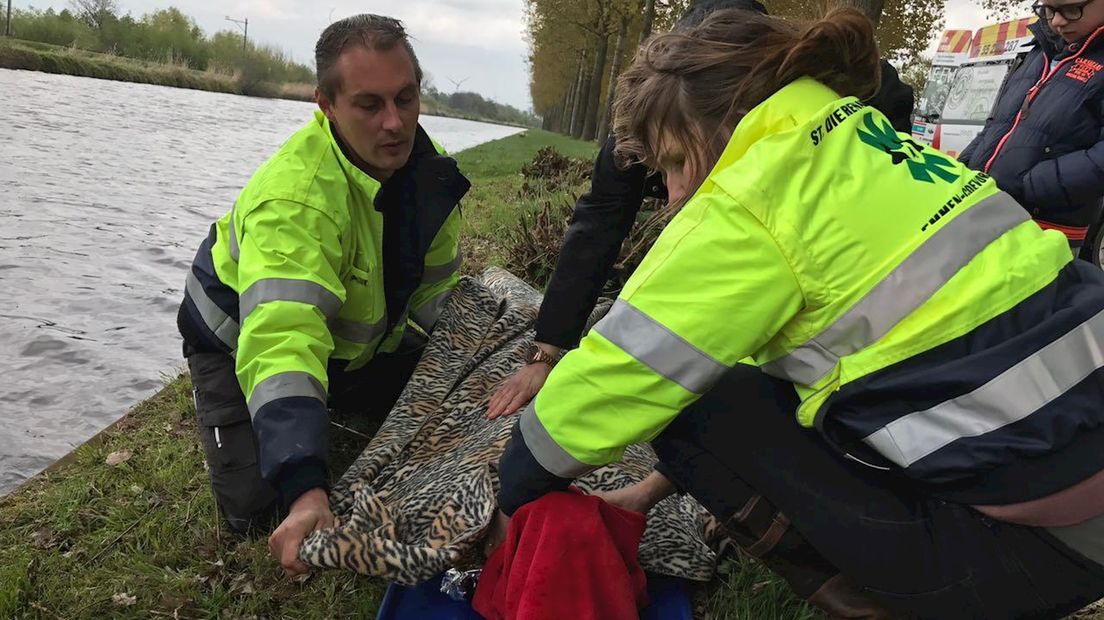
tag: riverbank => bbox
[0,38,248,97]
[0,130,833,618]
[0,38,535,127]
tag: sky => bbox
[23,0,1017,111]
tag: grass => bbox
[0,373,388,618]
[0,38,249,96]
[453,129,600,274]
[4,128,1095,619]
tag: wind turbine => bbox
[447,76,471,92]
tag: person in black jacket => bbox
[959,4,1104,256]
[488,0,915,417]
[484,2,915,617]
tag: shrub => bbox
[507,148,671,296]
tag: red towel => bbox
[473,488,649,620]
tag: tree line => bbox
[7,1,313,89]
[529,0,1031,143]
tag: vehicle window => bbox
[916,65,958,118]
[940,63,1012,123]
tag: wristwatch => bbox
[527,343,561,367]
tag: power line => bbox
[225,15,248,51]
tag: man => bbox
[960,0,1104,255]
[176,14,469,577]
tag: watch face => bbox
[527,344,554,365]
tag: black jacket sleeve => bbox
[868,60,916,134]
[497,420,575,515]
[533,136,657,349]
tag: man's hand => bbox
[483,510,511,558]
[268,488,334,578]
[487,363,553,419]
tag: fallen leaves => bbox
[112,592,137,606]
[104,450,133,466]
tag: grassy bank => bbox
[0,38,263,97]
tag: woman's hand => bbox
[589,471,678,515]
[487,362,554,419]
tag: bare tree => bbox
[640,0,656,42]
[70,0,118,30]
[598,15,630,143]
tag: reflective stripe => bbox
[412,288,451,330]
[247,371,327,417]
[593,300,728,394]
[228,205,240,262]
[240,278,342,322]
[331,316,388,344]
[762,192,1029,386]
[864,307,1104,467]
[519,402,594,478]
[423,249,462,284]
[185,271,240,350]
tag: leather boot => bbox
[723,495,906,619]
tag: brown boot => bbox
[808,575,910,620]
[723,495,905,619]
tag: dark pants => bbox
[652,366,1104,619]
[186,341,423,534]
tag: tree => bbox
[766,0,947,63]
[525,0,692,140]
[899,54,932,106]
[581,0,613,140]
[838,0,885,24]
[640,0,656,41]
[69,0,117,31]
[977,0,1032,19]
[598,15,630,142]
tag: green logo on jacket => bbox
[857,113,960,184]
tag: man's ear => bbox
[316,88,336,122]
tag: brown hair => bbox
[613,7,881,201]
[315,14,423,100]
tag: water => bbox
[0,68,524,496]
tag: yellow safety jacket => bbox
[499,78,1104,513]
[180,111,468,492]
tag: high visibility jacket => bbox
[499,78,1104,514]
[180,111,469,493]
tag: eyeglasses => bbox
[1032,0,1098,21]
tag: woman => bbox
[490,8,1104,619]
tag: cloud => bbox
[399,4,526,53]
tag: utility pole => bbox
[6,0,13,38]
[225,15,248,51]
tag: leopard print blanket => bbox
[299,268,727,585]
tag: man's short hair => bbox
[315,14,423,100]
